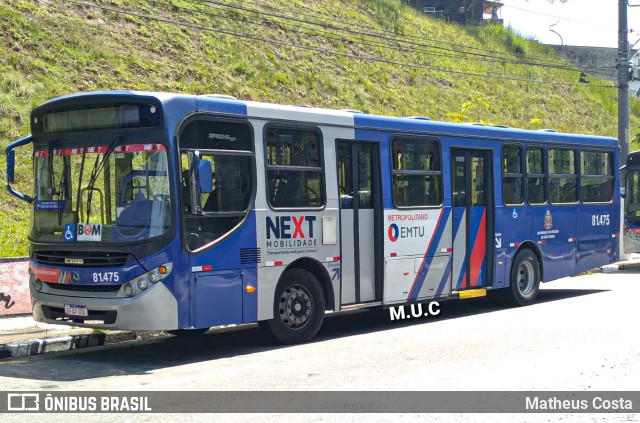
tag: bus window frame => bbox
[176,113,257,253]
[525,144,548,207]
[548,146,579,205]
[263,123,326,211]
[389,134,443,210]
[579,148,615,205]
[502,142,525,207]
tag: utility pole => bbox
[619,0,631,159]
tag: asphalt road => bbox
[1,270,640,422]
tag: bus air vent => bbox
[407,116,431,121]
[34,251,131,267]
[240,248,261,264]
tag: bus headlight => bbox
[121,263,172,297]
[149,271,161,283]
[137,278,149,290]
[33,278,43,292]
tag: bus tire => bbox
[502,249,541,306]
[262,269,325,345]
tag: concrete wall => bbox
[549,44,640,96]
[0,258,31,316]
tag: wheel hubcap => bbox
[517,260,535,296]
[278,285,312,329]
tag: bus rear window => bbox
[33,102,162,134]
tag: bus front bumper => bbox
[31,282,179,331]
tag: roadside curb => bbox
[601,260,640,273]
[0,331,137,359]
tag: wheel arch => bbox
[284,257,335,311]
[513,241,544,282]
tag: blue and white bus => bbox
[6,91,620,344]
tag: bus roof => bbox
[36,91,619,148]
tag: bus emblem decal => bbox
[544,210,553,230]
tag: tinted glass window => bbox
[503,145,523,205]
[265,127,324,208]
[549,148,577,204]
[179,118,254,250]
[392,138,442,207]
[581,150,613,203]
[526,146,546,205]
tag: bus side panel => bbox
[493,206,532,287]
[382,208,453,303]
[536,206,576,281]
[576,203,617,273]
[189,211,258,328]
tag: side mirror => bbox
[7,149,15,183]
[197,159,212,194]
[6,135,34,203]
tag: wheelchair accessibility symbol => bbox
[64,224,76,242]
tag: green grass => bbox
[1,0,638,256]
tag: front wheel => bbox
[260,269,325,344]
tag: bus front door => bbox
[337,141,382,304]
[451,149,493,291]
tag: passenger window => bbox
[392,137,442,207]
[581,150,613,203]
[526,146,546,205]
[502,144,524,205]
[265,127,324,208]
[549,148,577,204]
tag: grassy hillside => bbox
[1,0,639,256]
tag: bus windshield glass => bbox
[31,142,172,243]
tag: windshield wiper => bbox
[85,136,123,222]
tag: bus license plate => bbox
[64,305,88,317]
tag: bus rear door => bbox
[451,149,493,292]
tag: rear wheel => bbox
[261,269,325,344]
[509,250,540,306]
[495,249,541,306]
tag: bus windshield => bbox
[626,170,640,223]
[31,141,172,243]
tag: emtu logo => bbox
[388,224,399,242]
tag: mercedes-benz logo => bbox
[70,271,79,284]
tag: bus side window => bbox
[178,117,254,250]
[265,126,325,209]
[526,146,546,205]
[581,150,614,203]
[502,144,523,206]
[391,137,442,208]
